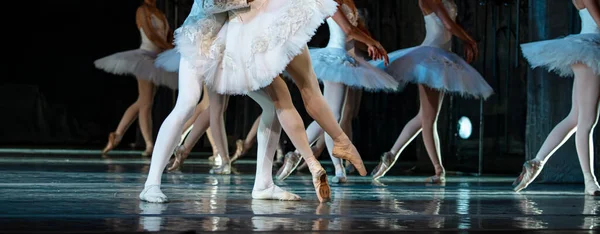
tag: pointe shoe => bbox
[331,176,347,184]
[101,132,121,155]
[371,152,395,180]
[332,136,366,176]
[209,154,231,175]
[168,145,188,172]
[276,152,302,181]
[208,154,217,162]
[230,140,245,164]
[513,160,544,192]
[252,185,301,201]
[308,163,331,203]
[139,185,168,203]
[425,173,446,185]
[584,177,600,196]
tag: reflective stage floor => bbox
[0,152,598,233]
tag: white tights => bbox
[302,81,348,177]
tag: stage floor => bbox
[0,152,598,233]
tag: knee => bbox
[577,119,597,134]
[138,102,153,112]
[420,114,436,127]
[173,96,199,117]
[564,112,580,129]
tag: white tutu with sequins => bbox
[174,0,337,95]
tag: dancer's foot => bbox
[513,159,544,192]
[168,145,189,172]
[371,152,395,179]
[230,140,245,163]
[252,185,301,201]
[425,173,446,185]
[276,152,302,181]
[101,132,122,155]
[307,160,331,203]
[209,155,231,174]
[584,176,600,196]
[332,135,366,176]
[331,176,347,184]
[139,185,168,203]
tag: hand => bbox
[464,40,478,64]
[368,42,389,66]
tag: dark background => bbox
[1,0,597,180]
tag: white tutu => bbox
[202,0,338,95]
[309,47,399,91]
[94,49,178,90]
[521,33,600,77]
[155,49,181,72]
[383,46,493,99]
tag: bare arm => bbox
[331,0,388,63]
[421,0,478,62]
[137,7,174,50]
[583,0,600,26]
[422,0,475,45]
[354,19,370,52]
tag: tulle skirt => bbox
[309,47,399,92]
[155,49,181,72]
[94,49,178,90]
[521,33,600,77]
[381,46,493,99]
[178,0,337,95]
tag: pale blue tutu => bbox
[309,47,399,91]
[521,33,600,77]
[155,49,181,72]
[377,46,493,99]
[94,49,179,90]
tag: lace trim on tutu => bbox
[521,33,600,77]
[207,0,339,95]
[385,46,494,99]
[309,47,399,92]
[94,49,178,90]
[174,12,228,74]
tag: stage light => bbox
[458,116,472,139]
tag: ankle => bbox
[434,166,445,176]
[333,134,350,144]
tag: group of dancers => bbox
[93,0,600,203]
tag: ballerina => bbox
[513,0,600,196]
[140,0,385,203]
[370,0,494,183]
[154,49,220,170]
[95,0,178,157]
[276,0,397,183]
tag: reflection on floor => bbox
[0,153,597,233]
